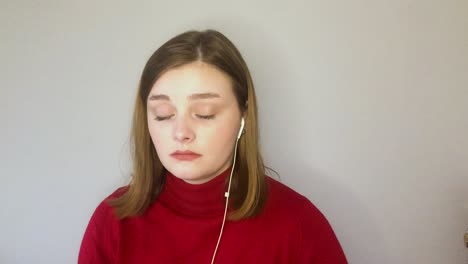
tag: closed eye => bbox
[154,114,215,121]
[196,114,215,120]
[154,115,173,121]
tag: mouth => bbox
[170,150,202,161]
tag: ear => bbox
[241,100,248,117]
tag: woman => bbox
[78,29,348,263]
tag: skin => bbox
[147,61,243,184]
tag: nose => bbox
[173,115,195,144]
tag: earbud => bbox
[236,117,245,140]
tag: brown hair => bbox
[108,29,268,221]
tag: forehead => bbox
[149,62,234,100]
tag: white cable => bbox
[210,137,240,264]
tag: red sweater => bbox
[78,167,348,263]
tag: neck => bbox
[156,166,233,218]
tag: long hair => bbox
[108,29,267,221]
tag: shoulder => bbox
[264,175,339,235]
[89,186,129,224]
[264,176,348,263]
[78,186,129,263]
[264,175,322,218]
[107,185,129,200]
[260,175,330,237]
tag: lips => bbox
[170,150,202,161]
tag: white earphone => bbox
[236,117,245,140]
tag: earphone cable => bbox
[210,137,240,264]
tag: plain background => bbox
[1,0,467,263]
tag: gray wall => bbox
[1,0,467,263]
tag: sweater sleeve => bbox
[78,198,119,264]
[294,198,348,264]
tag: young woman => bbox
[78,29,348,263]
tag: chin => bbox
[176,173,210,184]
[167,163,204,179]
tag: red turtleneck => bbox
[78,167,347,263]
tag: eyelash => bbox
[154,115,215,121]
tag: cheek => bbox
[147,122,167,152]
[202,125,237,153]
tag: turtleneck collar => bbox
[157,166,232,218]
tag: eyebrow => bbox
[148,92,221,101]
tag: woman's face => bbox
[147,61,243,184]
